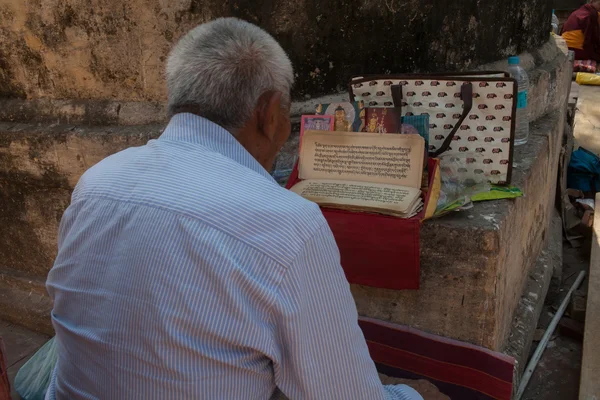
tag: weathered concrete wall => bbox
[0,0,568,346]
[0,0,552,102]
[352,111,566,350]
[0,123,163,334]
[351,44,570,349]
[0,38,568,128]
[0,124,161,279]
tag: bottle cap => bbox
[508,56,520,65]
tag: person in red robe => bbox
[562,0,600,62]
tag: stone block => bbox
[503,211,562,391]
[569,290,587,323]
[0,123,162,280]
[0,270,53,335]
[352,108,566,351]
[0,0,552,102]
[0,34,569,128]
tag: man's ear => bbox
[256,91,283,142]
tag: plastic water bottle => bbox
[508,56,529,146]
[551,9,560,34]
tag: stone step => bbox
[0,269,53,336]
[0,320,51,400]
[351,107,567,350]
[0,37,569,129]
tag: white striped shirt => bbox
[45,113,422,400]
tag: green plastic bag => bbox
[471,185,523,202]
[15,337,57,400]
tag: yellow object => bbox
[576,72,600,86]
[562,30,585,50]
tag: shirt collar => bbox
[158,113,276,183]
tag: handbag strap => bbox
[391,84,403,117]
[430,83,473,158]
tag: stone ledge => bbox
[0,123,163,281]
[502,211,562,394]
[0,268,53,335]
[0,39,570,341]
[0,38,568,127]
[0,282,53,336]
[0,109,565,342]
[352,107,565,350]
[0,113,568,342]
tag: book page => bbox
[290,179,421,215]
[299,130,424,189]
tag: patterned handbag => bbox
[349,72,518,184]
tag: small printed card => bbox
[316,101,366,132]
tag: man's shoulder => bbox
[207,175,329,265]
[173,176,329,267]
[74,143,328,267]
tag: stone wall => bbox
[0,124,163,334]
[1,0,552,102]
[352,109,567,350]
[350,39,571,350]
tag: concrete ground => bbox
[1,321,50,400]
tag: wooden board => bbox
[569,82,580,108]
[573,85,600,155]
[580,194,600,399]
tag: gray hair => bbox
[166,18,294,131]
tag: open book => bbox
[289,130,425,218]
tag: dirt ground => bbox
[522,243,590,400]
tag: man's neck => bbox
[589,3,600,12]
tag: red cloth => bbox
[0,338,10,400]
[562,4,600,62]
[574,60,598,73]
[359,317,515,400]
[286,159,439,290]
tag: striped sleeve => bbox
[270,223,423,400]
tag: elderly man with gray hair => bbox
[45,18,424,400]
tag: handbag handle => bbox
[391,84,403,117]
[430,83,473,157]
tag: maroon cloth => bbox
[359,317,515,400]
[0,338,10,400]
[286,159,440,290]
[562,4,600,62]
[574,60,598,73]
